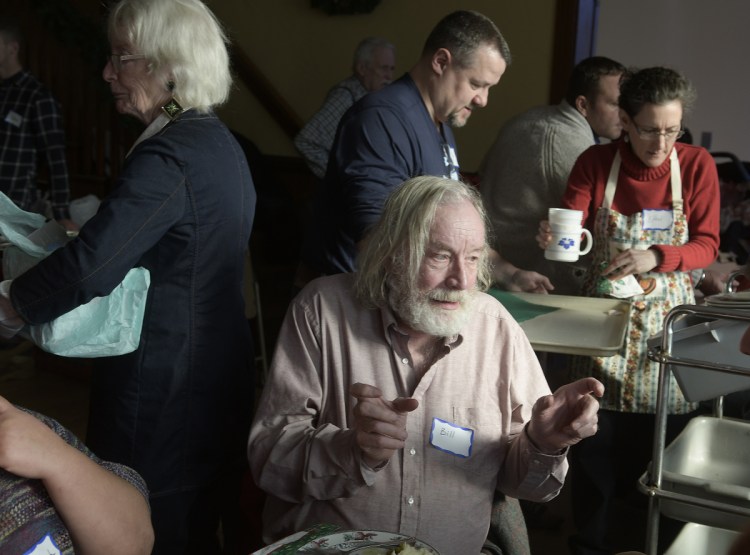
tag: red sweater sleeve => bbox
[652,145,720,271]
[562,142,720,272]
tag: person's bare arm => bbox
[0,397,154,555]
[489,248,554,294]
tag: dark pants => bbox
[149,467,246,555]
[568,409,698,555]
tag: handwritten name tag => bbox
[642,209,673,230]
[429,417,473,457]
[25,534,61,555]
[4,110,22,128]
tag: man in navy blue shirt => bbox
[299,10,519,282]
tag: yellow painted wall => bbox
[206,1,558,172]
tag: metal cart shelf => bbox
[639,304,750,554]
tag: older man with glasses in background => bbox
[294,36,396,181]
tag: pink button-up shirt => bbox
[248,274,567,554]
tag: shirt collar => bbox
[0,69,27,87]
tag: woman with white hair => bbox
[0,0,256,551]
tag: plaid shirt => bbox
[294,76,368,179]
[0,70,70,219]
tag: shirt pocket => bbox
[446,407,504,478]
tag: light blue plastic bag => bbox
[0,192,47,249]
[27,268,150,357]
[0,192,150,357]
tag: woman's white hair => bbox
[108,0,232,112]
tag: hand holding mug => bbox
[536,220,552,249]
[544,208,592,262]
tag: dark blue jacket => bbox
[11,110,256,495]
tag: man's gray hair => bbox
[352,36,395,73]
[354,176,493,308]
[108,0,232,112]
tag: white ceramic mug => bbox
[545,208,593,262]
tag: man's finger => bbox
[350,382,383,399]
[355,400,400,424]
[558,377,604,398]
[532,393,554,414]
[360,420,409,442]
[392,397,419,413]
[581,377,605,397]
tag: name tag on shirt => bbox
[430,417,473,457]
[4,110,22,128]
[642,209,673,230]
[24,534,62,555]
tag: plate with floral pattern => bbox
[297,530,438,554]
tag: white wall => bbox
[596,0,749,162]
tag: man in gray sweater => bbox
[480,57,626,295]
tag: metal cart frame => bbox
[640,304,750,554]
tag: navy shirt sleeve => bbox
[336,105,419,242]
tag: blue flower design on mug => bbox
[557,238,575,250]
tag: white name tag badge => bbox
[642,209,673,230]
[25,534,62,555]
[429,417,473,457]
[4,110,22,128]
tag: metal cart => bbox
[639,304,750,554]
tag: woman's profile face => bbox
[621,100,684,168]
[102,32,172,125]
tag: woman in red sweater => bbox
[541,67,720,554]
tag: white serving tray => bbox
[664,522,739,555]
[509,292,630,356]
[647,318,750,402]
[641,416,750,530]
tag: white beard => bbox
[388,277,476,337]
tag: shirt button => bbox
[402,357,409,364]
[409,448,416,456]
[407,496,414,505]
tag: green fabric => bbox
[488,289,559,323]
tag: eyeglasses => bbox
[109,54,146,72]
[632,122,685,141]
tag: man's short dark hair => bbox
[422,10,511,69]
[564,56,626,106]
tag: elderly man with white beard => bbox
[248,175,603,555]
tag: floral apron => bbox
[570,149,696,414]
